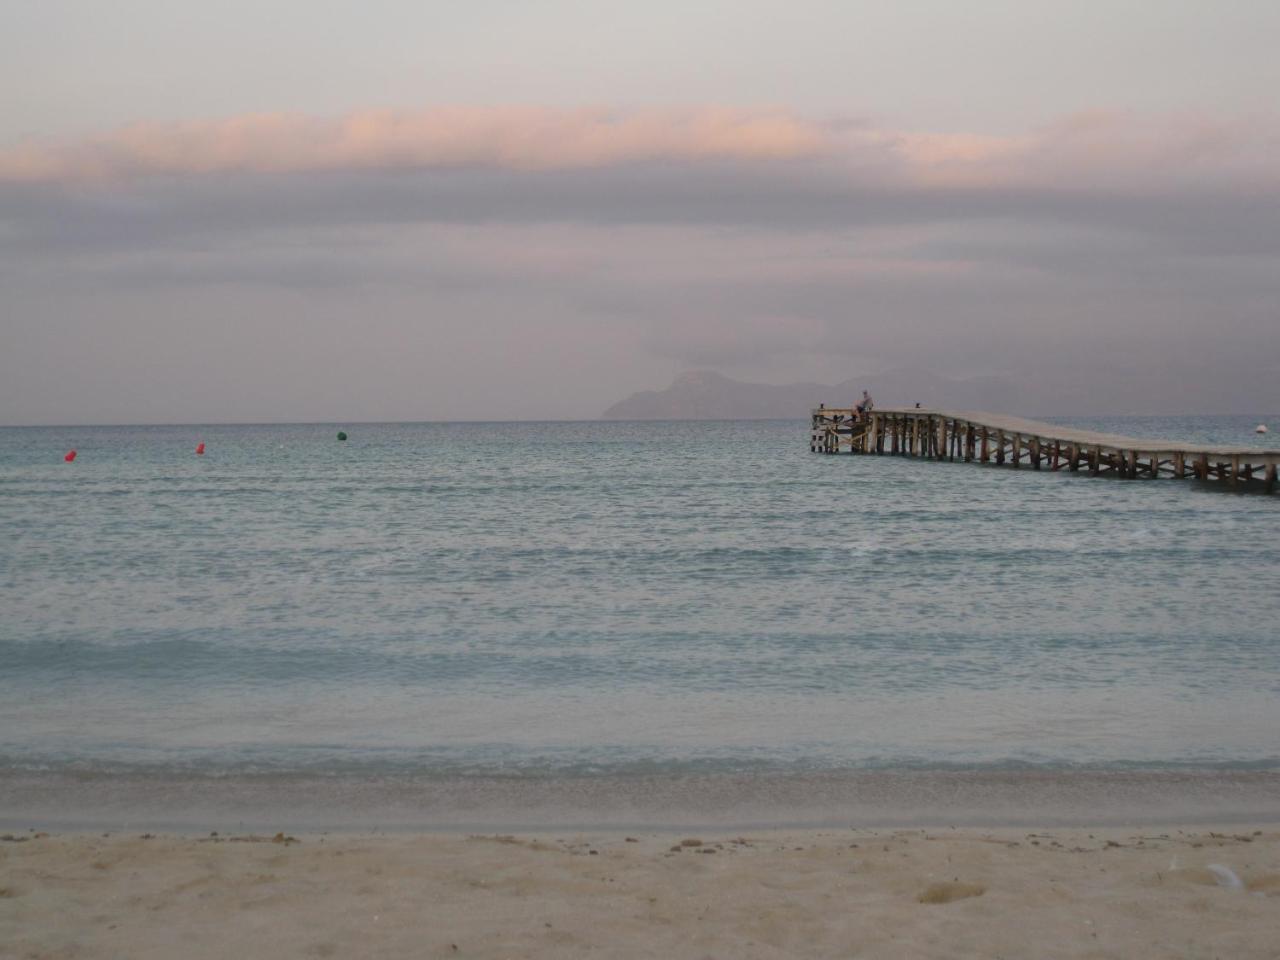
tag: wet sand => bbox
[3,825,1278,959]
[5,768,1280,833]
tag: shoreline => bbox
[5,767,1278,833]
[4,824,1278,958]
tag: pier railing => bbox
[811,407,1278,492]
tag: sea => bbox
[2,416,1278,829]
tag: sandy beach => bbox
[3,825,1278,959]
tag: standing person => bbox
[855,390,874,419]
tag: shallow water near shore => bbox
[2,416,1278,823]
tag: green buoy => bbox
[337,431,348,441]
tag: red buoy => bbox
[195,442,205,455]
[64,450,77,462]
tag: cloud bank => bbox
[0,107,827,182]
[3,106,1278,197]
[2,104,1279,423]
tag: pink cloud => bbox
[2,105,1276,195]
[0,106,827,182]
[871,111,1280,190]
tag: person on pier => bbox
[855,390,874,420]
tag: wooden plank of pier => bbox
[809,407,1278,492]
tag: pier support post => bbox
[1010,434,1021,468]
[1266,462,1277,494]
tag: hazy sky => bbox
[3,0,1279,422]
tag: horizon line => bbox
[2,411,1277,430]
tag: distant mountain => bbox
[601,369,1046,420]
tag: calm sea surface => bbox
[2,417,1278,790]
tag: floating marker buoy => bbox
[64,450,76,462]
[336,431,348,441]
[195,442,205,455]
[1257,424,1269,434]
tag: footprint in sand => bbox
[1246,874,1280,896]
[917,881,986,904]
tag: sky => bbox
[3,0,1279,423]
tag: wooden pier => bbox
[811,407,1278,493]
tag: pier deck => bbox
[811,407,1278,492]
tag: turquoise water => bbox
[2,417,1278,786]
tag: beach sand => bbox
[3,826,1278,959]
